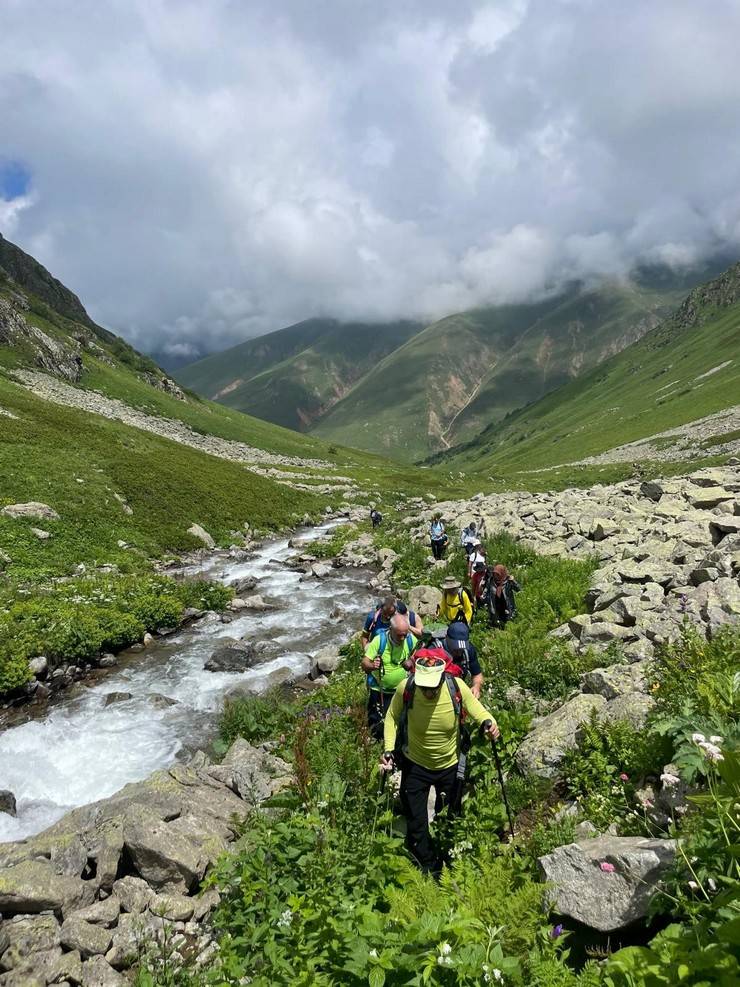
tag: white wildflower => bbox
[316,800,328,810]
[492,970,504,983]
[699,741,724,762]
[709,735,723,745]
[369,949,378,959]
[691,732,706,744]
[660,772,681,788]
[708,878,717,892]
[437,955,452,966]
[276,908,293,929]
[688,880,699,891]
[440,942,452,955]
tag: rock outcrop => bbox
[0,741,292,985]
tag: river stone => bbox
[187,524,215,549]
[122,813,207,893]
[74,896,121,927]
[0,914,60,969]
[0,859,94,916]
[0,791,16,817]
[203,638,259,673]
[103,692,133,707]
[28,655,48,677]
[60,916,112,958]
[311,563,332,579]
[80,953,127,985]
[515,694,607,778]
[538,835,676,932]
[231,575,257,595]
[1,502,59,521]
[407,585,443,616]
[311,645,341,675]
[111,877,153,915]
[147,693,179,709]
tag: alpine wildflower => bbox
[600,862,616,873]
[551,924,564,939]
[619,773,629,782]
[691,732,706,744]
[276,908,293,929]
[660,771,680,787]
[709,735,723,744]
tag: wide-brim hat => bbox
[442,576,461,591]
[414,652,446,687]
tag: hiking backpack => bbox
[395,661,471,780]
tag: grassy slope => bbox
[311,279,687,461]
[440,275,740,477]
[176,318,421,431]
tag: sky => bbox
[2,0,740,363]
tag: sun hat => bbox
[442,576,462,591]
[414,653,446,688]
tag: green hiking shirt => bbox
[364,632,416,693]
[384,677,494,771]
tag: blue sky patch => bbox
[0,160,31,200]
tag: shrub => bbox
[561,714,670,833]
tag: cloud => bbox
[1,0,740,359]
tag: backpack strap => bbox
[368,606,383,637]
[377,628,387,659]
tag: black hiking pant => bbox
[400,759,459,874]
[367,689,393,742]
[431,538,446,560]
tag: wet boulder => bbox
[0,789,17,816]
[203,638,260,673]
[103,692,133,707]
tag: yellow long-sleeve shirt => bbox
[384,677,495,771]
[437,589,473,625]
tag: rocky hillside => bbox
[179,268,712,463]
[438,261,740,481]
[176,317,421,432]
[312,277,692,461]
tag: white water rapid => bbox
[0,523,373,842]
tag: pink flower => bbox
[600,862,616,873]
[619,773,629,782]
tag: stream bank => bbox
[0,520,374,844]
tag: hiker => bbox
[362,614,416,740]
[436,576,473,625]
[362,595,423,648]
[429,513,449,560]
[486,564,520,628]
[460,519,485,557]
[467,542,487,605]
[445,620,484,698]
[370,507,383,528]
[381,652,499,873]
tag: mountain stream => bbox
[0,522,373,842]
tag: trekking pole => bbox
[488,729,515,840]
[492,737,515,840]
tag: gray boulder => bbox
[0,859,94,916]
[60,915,112,958]
[515,694,607,779]
[1,502,59,521]
[74,896,121,927]
[0,914,60,970]
[0,789,17,817]
[81,953,129,985]
[103,692,133,707]
[539,835,676,932]
[111,877,153,915]
[580,662,649,700]
[187,523,215,549]
[208,738,293,803]
[600,691,656,730]
[203,638,259,673]
[407,585,443,616]
[122,811,209,893]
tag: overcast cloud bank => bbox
[2,0,740,360]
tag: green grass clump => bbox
[0,574,229,693]
[303,523,359,560]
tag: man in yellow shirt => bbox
[381,653,499,873]
[436,576,473,625]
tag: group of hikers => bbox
[358,517,521,874]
